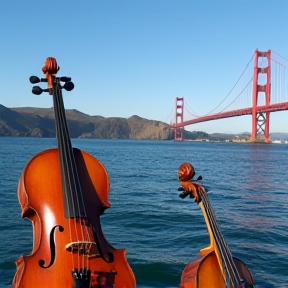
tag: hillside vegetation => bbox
[0,105,173,140]
[1,105,286,141]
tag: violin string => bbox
[55,81,85,269]
[201,193,239,288]
[58,83,88,270]
[53,80,80,267]
[201,191,240,287]
[205,193,242,287]
[199,190,234,285]
[200,190,241,287]
[53,82,76,269]
[55,79,93,272]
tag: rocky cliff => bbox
[0,105,173,140]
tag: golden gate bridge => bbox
[170,49,288,142]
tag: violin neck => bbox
[52,79,86,219]
[199,190,243,288]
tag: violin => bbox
[177,163,254,288]
[12,58,136,288]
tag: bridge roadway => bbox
[173,102,288,128]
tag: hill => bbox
[1,105,287,141]
[0,105,173,140]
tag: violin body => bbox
[13,148,135,288]
[181,252,253,288]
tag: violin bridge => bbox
[65,241,99,257]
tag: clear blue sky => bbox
[0,0,287,133]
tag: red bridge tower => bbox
[251,50,271,142]
[175,97,184,141]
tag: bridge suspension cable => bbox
[184,100,199,118]
[217,77,253,113]
[272,50,288,63]
[271,57,288,68]
[271,51,288,104]
[204,53,254,116]
[166,103,175,124]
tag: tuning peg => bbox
[63,81,74,91]
[60,76,71,82]
[179,191,189,199]
[32,86,49,95]
[30,76,40,84]
[32,86,43,95]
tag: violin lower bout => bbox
[180,251,254,288]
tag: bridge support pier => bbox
[250,50,271,142]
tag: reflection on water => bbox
[247,144,275,191]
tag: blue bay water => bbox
[0,137,287,287]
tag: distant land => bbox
[0,104,287,141]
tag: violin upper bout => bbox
[74,149,111,209]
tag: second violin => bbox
[177,162,254,288]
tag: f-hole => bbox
[38,225,64,268]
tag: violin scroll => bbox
[178,162,206,203]
[178,162,195,181]
[30,57,74,95]
[42,57,60,89]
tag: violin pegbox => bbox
[29,57,74,95]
